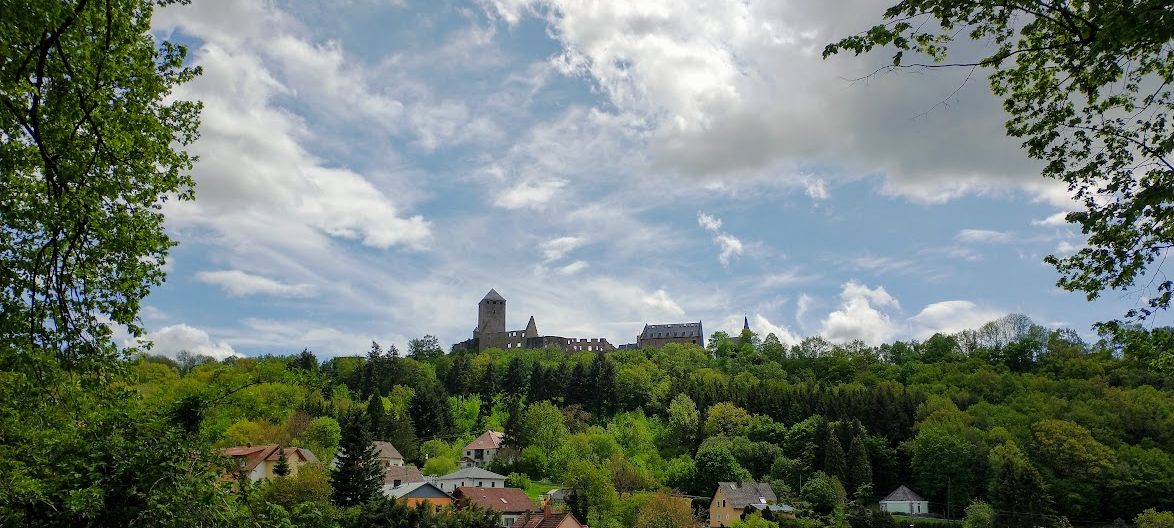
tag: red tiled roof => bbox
[464,430,504,451]
[454,487,539,514]
[221,445,317,473]
[514,511,585,528]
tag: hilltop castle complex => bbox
[455,289,703,353]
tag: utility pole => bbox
[947,476,952,521]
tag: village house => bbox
[386,481,454,508]
[374,441,405,468]
[382,465,425,494]
[433,467,508,492]
[513,506,586,528]
[221,445,319,482]
[454,486,541,527]
[708,482,779,528]
[462,430,505,468]
[879,485,930,516]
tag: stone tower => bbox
[477,289,506,336]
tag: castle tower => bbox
[477,289,507,336]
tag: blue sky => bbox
[132,0,1140,358]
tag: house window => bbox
[491,482,496,487]
[393,479,402,487]
[478,481,483,486]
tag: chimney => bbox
[544,505,551,518]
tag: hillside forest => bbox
[124,315,1174,528]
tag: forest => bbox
[121,315,1174,528]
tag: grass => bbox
[523,481,561,504]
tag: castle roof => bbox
[483,289,505,302]
[640,321,703,340]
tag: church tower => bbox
[477,289,507,336]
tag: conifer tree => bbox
[274,446,291,477]
[331,410,382,507]
[847,435,872,493]
[366,395,386,440]
[824,433,849,486]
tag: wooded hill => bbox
[131,315,1174,528]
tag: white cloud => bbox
[144,324,240,360]
[196,270,316,298]
[698,212,723,232]
[1032,212,1069,227]
[539,236,586,262]
[715,234,745,266]
[796,293,814,324]
[820,281,900,344]
[558,261,589,275]
[956,229,1013,244]
[494,180,567,209]
[909,300,1004,339]
[698,212,745,266]
[644,288,685,315]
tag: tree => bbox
[705,402,751,438]
[667,393,701,450]
[823,434,848,485]
[407,335,444,362]
[409,381,451,440]
[825,1,1174,329]
[331,410,382,507]
[1137,509,1174,528]
[847,435,873,493]
[634,492,701,528]
[274,446,291,477]
[1,0,200,371]
[963,501,996,528]
[987,441,1050,528]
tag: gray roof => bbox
[640,322,703,340]
[373,441,403,460]
[482,289,505,302]
[384,465,424,485]
[438,467,507,480]
[881,485,925,503]
[716,482,778,509]
[386,481,452,499]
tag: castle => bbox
[456,289,704,353]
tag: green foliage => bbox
[305,416,342,451]
[506,472,532,490]
[825,0,1174,329]
[705,402,751,437]
[1137,509,1174,528]
[963,500,996,528]
[800,473,840,515]
[1,0,200,366]
[262,464,333,512]
[330,410,382,508]
[987,441,1050,528]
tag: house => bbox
[386,481,453,508]
[454,486,541,527]
[879,485,929,516]
[514,506,586,528]
[434,467,508,492]
[331,441,404,469]
[462,430,505,468]
[544,489,567,506]
[708,482,777,528]
[374,441,405,467]
[382,465,425,495]
[222,445,319,482]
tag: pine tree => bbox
[409,381,451,440]
[366,395,386,440]
[274,445,291,477]
[331,410,382,507]
[503,357,530,399]
[824,433,849,486]
[847,435,872,494]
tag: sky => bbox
[132,0,1145,359]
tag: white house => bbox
[461,430,504,468]
[879,485,929,516]
[432,467,507,492]
[374,441,405,468]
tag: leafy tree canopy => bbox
[825,0,1174,331]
